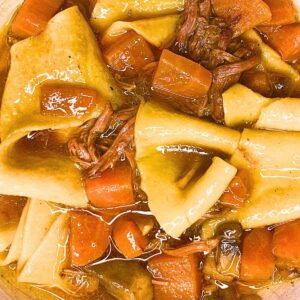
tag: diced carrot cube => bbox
[148,254,202,300]
[152,49,212,102]
[103,31,155,76]
[70,211,111,266]
[259,24,300,61]
[113,216,148,259]
[86,162,134,208]
[11,0,64,39]
[273,219,300,267]
[262,0,297,26]
[240,228,275,282]
[212,0,272,37]
[40,84,98,117]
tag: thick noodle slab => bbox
[101,15,180,48]
[18,213,68,286]
[0,199,57,269]
[229,129,300,228]
[135,102,238,237]
[0,7,123,207]
[0,202,29,266]
[17,199,56,271]
[223,84,300,131]
[91,0,184,31]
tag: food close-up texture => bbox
[1,0,300,299]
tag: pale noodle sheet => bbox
[224,84,300,131]
[18,213,69,286]
[0,0,23,43]
[91,0,184,31]
[0,198,68,286]
[0,202,29,266]
[0,7,123,207]
[101,15,180,48]
[17,199,57,271]
[135,101,238,237]
[229,129,300,228]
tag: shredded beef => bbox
[67,105,138,176]
[209,54,261,120]
[174,0,234,69]
[171,0,261,122]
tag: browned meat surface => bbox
[171,0,260,122]
[68,105,138,175]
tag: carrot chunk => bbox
[86,162,134,208]
[240,228,275,282]
[113,216,148,259]
[103,31,155,76]
[40,84,98,117]
[69,211,111,266]
[152,49,212,102]
[262,0,297,26]
[273,219,300,267]
[259,25,300,62]
[11,0,64,39]
[220,169,250,208]
[212,0,272,37]
[148,254,202,300]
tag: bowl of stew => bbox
[1,0,300,299]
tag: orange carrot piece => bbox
[273,219,300,267]
[220,169,250,208]
[113,216,148,259]
[212,0,272,37]
[148,254,202,300]
[86,162,134,208]
[40,84,98,117]
[259,25,300,61]
[240,228,275,282]
[152,49,212,101]
[103,31,155,76]
[11,0,64,39]
[262,0,297,26]
[69,211,111,266]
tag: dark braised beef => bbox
[171,0,260,122]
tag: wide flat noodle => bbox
[17,199,56,271]
[0,195,24,253]
[0,202,29,266]
[0,7,123,207]
[0,226,17,253]
[223,84,300,131]
[18,213,68,286]
[135,101,241,158]
[91,0,184,31]
[0,0,22,47]
[135,101,238,237]
[256,99,300,131]
[223,84,273,127]
[229,129,300,228]
[101,15,180,48]
[0,0,23,115]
